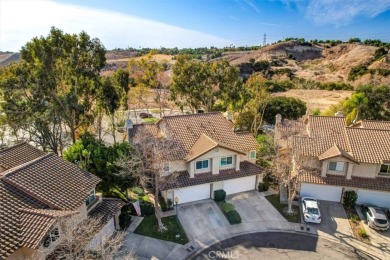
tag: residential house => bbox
[0,142,125,260]
[276,115,390,207]
[129,112,264,204]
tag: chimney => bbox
[125,119,133,144]
[335,111,344,117]
[224,111,233,121]
[275,114,282,125]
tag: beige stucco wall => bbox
[167,160,187,172]
[352,163,378,178]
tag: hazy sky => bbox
[1,0,390,51]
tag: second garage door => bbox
[300,183,343,202]
[223,176,256,195]
[356,189,390,208]
[174,184,211,204]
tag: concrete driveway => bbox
[226,191,287,223]
[303,200,353,237]
[177,199,229,240]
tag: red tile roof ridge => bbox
[346,126,390,132]
[0,153,52,178]
[161,112,221,119]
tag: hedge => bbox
[119,205,132,230]
[214,189,226,202]
[226,210,242,224]
[221,203,235,213]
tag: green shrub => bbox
[226,210,242,224]
[140,201,155,216]
[131,186,145,196]
[221,203,235,213]
[350,214,360,223]
[258,182,270,192]
[167,199,173,209]
[119,205,132,229]
[214,189,226,202]
[358,228,369,238]
[343,191,358,208]
[159,196,167,212]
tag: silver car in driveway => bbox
[360,204,390,231]
[301,197,321,223]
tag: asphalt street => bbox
[191,232,380,260]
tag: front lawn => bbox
[265,194,301,223]
[134,215,189,244]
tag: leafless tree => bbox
[117,126,180,232]
[38,215,133,260]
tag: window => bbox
[379,164,390,175]
[249,151,256,160]
[220,156,233,166]
[163,163,169,172]
[86,189,95,206]
[328,162,345,172]
[196,160,209,170]
[43,228,60,248]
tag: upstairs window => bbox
[328,161,345,172]
[196,160,209,170]
[86,189,96,206]
[379,164,390,175]
[249,151,256,160]
[163,163,169,172]
[221,156,233,166]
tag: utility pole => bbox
[263,33,267,47]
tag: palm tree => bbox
[343,93,368,124]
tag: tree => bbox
[128,52,165,116]
[0,28,106,150]
[355,85,390,121]
[263,96,307,124]
[126,126,180,232]
[242,74,271,137]
[343,92,368,124]
[43,216,132,260]
[170,55,243,112]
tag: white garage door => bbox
[300,183,343,202]
[223,176,256,195]
[174,184,210,204]
[357,189,390,207]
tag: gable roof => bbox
[0,143,102,259]
[0,142,46,170]
[292,116,390,164]
[158,112,258,160]
[184,134,246,162]
[318,144,359,164]
[361,120,390,130]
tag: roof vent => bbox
[335,111,344,117]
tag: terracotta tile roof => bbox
[0,142,46,170]
[19,209,77,249]
[2,153,101,210]
[88,198,126,226]
[318,144,359,164]
[161,161,263,190]
[0,180,48,259]
[160,113,258,160]
[345,127,390,164]
[361,120,390,130]
[184,134,245,162]
[299,172,390,192]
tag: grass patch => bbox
[265,194,300,223]
[144,117,158,123]
[134,215,189,244]
[344,205,370,244]
[97,184,126,201]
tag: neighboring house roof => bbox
[19,209,77,249]
[161,161,263,190]
[88,198,126,227]
[299,172,390,192]
[184,134,246,162]
[158,112,258,160]
[318,144,359,164]
[345,127,390,164]
[292,116,390,164]
[2,153,101,210]
[361,120,390,130]
[0,143,102,259]
[0,142,46,170]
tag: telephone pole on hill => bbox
[263,33,267,47]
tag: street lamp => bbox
[174,196,180,238]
